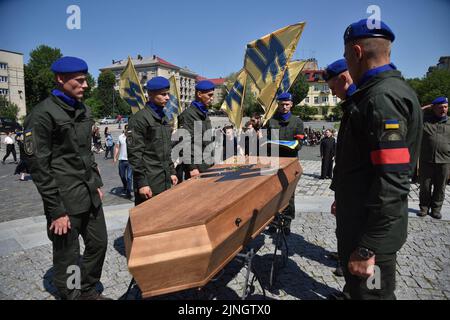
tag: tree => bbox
[331,103,344,121]
[291,74,310,106]
[83,73,96,100]
[25,45,63,113]
[97,70,117,117]
[0,96,19,120]
[292,105,318,121]
[407,70,450,105]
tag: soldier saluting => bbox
[24,57,110,300]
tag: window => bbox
[322,84,329,92]
[314,97,319,104]
[322,96,328,103]
[314,85,321,92]
[333,97,338,104]
[0,76,7,82]
[305,97,309,103]
[0,89,8,95]
[0,63,7,70]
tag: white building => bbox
[0,49,26,119]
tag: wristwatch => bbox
[357,247,375,260]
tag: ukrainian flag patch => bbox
[25,129,32,137]
[384,119,400,130]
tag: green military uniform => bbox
[332,69,422,299]
[264,113,304,225]
[418,114,450,216]
[127,106,176,206]
[178,104,214,177]
[24,94,107,300]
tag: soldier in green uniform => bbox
[178,80,215,180]
[264,92,304,235]
[24,57,110,300]
[127,76,178,206]
[418,96,450,219]
[334,19,422,299]
[324,58,357,295]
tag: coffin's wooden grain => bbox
[124,156,302,297]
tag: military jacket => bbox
[332,70,422,256]
[24,95,103,220]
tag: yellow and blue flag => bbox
[244,22,306,110]
[221,69,247,130]
[263,60,307,124]
[165,75,183,128]
[119,57,147,114]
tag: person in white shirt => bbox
[113,125,133,199]
[2,131,17,164]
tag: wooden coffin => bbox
[123,156,302,298]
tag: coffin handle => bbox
[235,218,242,227]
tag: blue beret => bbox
[51,56,88,74]
[277,92,292,101]
[344,19,395,43]
[146,76,170,91]
[195,80,215,91]
[324,59,348,81]
[432,96,448,105]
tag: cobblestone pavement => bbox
[0,152,449,299]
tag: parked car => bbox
[99,117,117,125]
[0,117,23,133]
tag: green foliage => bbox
[83,73,96,100]
[291,105,318,121]
[97,70,116,116]
[24,45,63,113]
[291,74,309,106]
[407,70,450,105]
[0,96,19,120]
[330,103,343,120]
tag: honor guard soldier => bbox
[324,58,357,293]
[24,57,110,300]
[264,92,304,235]
[334,19,422,299]
[418,96,450,219]
[127,76,178,206]
[178,80,215,179]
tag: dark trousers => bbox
[419,162,450,214]
[46,206,108,300]
[3,144,17,162]
[321,156,333,178]
[118,160,133,195]
[104,146,114,159]
[341,252,397,300]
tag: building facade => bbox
[298,69,342,120]
[427,56,450,76]
[100,55,199,109]
[0,49,26,119]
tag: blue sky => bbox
[1,0,449,80]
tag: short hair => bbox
[355,37,391,60]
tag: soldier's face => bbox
[197,90,214,107]
[277,101,293,114]
[432,103,448,118]
[149,89,170,107]
[327,72,351,100]
[56,73,88,100]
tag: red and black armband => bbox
[370,140,411,172]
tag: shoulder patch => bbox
[384,119,400,130]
